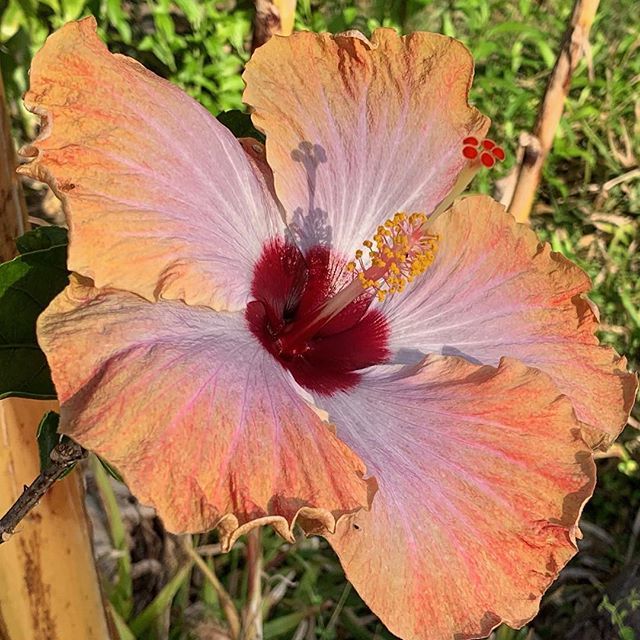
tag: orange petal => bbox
[19,18,282,312]
[243,29,489,258]
[384,195,637,447]
[322,356,595,639]
[37,279,373,545]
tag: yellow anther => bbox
[349,210,439,302]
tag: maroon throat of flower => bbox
[246,212,438,395]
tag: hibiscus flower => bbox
[20,17,636,640]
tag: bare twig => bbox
[506,0,600,223]
[0,439,86,543]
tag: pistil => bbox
[276,212,438,356]
[430,137,506,221]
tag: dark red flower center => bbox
[246,239,389,395]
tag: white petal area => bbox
[320,356,595,639]
[37,280,372,542]
[243,29,489,260]
[382,195,636,443]
[20,18,283,312]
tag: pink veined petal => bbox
[320,356,595,640]
[383,195,637,447]
[19,18,283,312]
[243,29,489,259]
[37,279,373,546]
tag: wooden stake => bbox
[251,0,297,51]
[506,0,600,223]
[0,399,113,639]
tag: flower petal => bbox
[383,195,637,446]
[19,18,282,312]
[243,29,489,257]
[37,279,372,545]
[321,356,595,639]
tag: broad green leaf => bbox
[216,110,265,143]
[15,225,68,255]
[98,456,124,483]
[35,411,76,478]
[0,244,69,400]
[36,410,61,471]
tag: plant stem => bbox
[243,527,264,640]
[183,536,242,639]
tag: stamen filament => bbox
[277,212,438,355]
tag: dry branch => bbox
[0,439,86,544]
[506,0,600,223]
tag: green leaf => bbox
[128,564,192,635]
[61,0,87,21]
[0,245,69,400]
[105,603,136,640]
[264,611,314,638]
[98,456,124,483]
[15,226,68,255]
[106,0,132,44]
[35,411,76,478]
[36,410,61,471]
[216,110,265,143]
[92,456,133,619]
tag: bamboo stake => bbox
[506,0,600,223]
[0,399,113,639]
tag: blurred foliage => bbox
[1,0,639,638]
[1,0,253,127]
